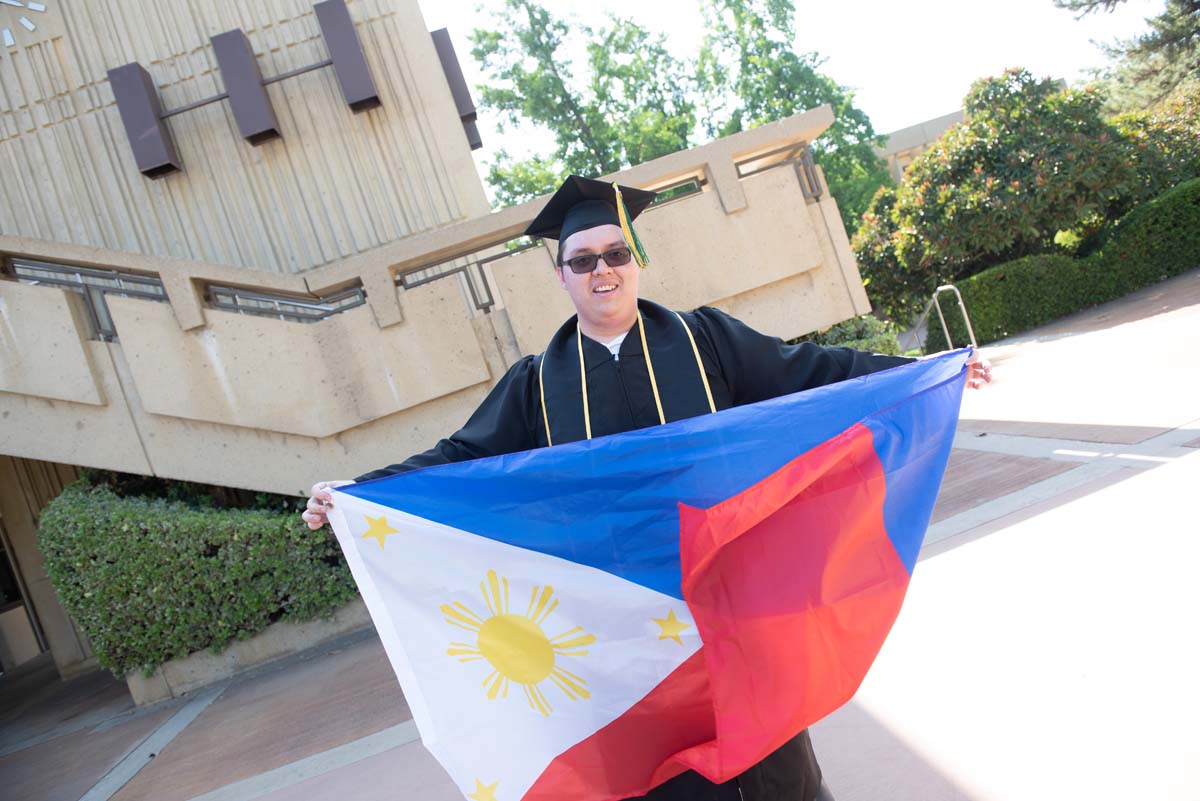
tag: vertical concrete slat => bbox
[704,158,748,215]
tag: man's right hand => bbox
[303,480,354,530]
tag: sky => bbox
[416,0,1161,181]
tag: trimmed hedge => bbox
[39,481,358,676]
[927,177,1200,350]
[796,314,902,356]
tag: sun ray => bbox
[533,683,552,715]
[548,668,590,700]
[442,603,485,631]
[523,682,552,716]
[448,641,484,662]
[447,571,594,717]
[450,601,485,624]
[534,597,559,625]
[547,671,573,698]
[528,585,555,623]
[485,570,507,617]
[549,626,583,642]
[554,664,587,685]
[485,671,505,700]
[481,579,497,616]
[551,632,596,651]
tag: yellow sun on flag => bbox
[443,569,596,717]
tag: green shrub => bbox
[39,481,357,677]
[926,177,1200,350]
[892,70,1136,279]
[798,314,901,356]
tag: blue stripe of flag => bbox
[343,350,969,600]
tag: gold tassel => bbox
[613,183,649,269]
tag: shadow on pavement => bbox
[813,700,978,801]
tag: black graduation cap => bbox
[525,175,657,266]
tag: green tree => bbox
[852,69,1139,318]
[470,0,695,205]
[470,0,891,235]
[1110,85,1200,206]
[696,0,893,232]
[1056,0,1200,105]
[852,186,929,323]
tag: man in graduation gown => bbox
[304,176,992,801]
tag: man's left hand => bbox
[966,355,992,389]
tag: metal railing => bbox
[916,284,978,355]
[6,259,372,339]
[207,285,367,322]
[8,259,169,341]
[5,241,520,338]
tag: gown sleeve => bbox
[690,306,914,406]
[354,355,541,481]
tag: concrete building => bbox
[875,110,966,183]
[876,80,1068,183]
[0,0,872,683]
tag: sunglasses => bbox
[561,246,633,275]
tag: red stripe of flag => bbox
[679,422,911,781]
[525,422,912,800]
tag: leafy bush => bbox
[39,481,357,677]
[853,186,926,323]
[1111,87,1200,212]
[926,177,1200,349]
[798,314,901,356]
[893,71,1135,277]
[852,70,1200,321]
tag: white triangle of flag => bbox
[329,490,702,801]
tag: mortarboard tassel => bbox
[613,183,649,269]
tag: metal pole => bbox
[932,293,953,350]
[938,284,978,350]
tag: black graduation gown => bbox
[355,300,911,801]
[357,299,910,479]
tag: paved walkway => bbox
[3,270,1198,801]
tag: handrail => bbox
[917,284,977,355]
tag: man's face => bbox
[556,224,639,335]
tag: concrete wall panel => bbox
[488,247,575,356]
[105,316,510,497]
[0,282,104,406]
[0,342,153,475]
[108,280,489,438]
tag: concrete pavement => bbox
[3,269,1197,801]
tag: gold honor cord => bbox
[538,355,554,447]
[539,311,715,445]
[672,312,717,414]
[636,311,667,426]
[576,326,594,440]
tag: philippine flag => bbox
[327,349,970,801]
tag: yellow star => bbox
[468,779,499,801]
[652,609,692,645]
[361,514,399,549]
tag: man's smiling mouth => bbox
[593,283,618,294]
